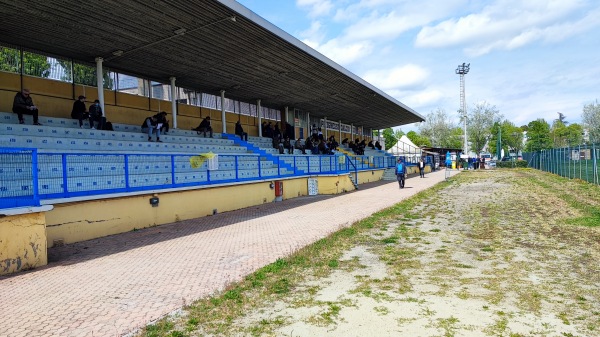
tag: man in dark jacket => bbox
[71,95,88,128]
[13,89,41,125]
[235,120,248,141]
[193,116,213,138]
[88,99,104,130]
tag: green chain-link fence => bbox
[523,144,600,185]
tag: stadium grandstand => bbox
[0,0,425,275]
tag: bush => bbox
[496,160,527,168]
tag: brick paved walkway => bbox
[0,170,456,337]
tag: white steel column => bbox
[307,112,311,135]
[95,57,105,117]
[351,124,354,141]
[170,77,177,129]
[220,90,226,134]
[338,120,342,141]
[324,117,328,139]
[257,99,262,137]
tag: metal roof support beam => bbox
[338,120,342,142]
[324,117,328,139]
[257,99,262,137]
[220,90,226,134]
[170,77,177,129]
[95,57,105,118]
[306,112,310,137]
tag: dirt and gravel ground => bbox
[146,169,600,337]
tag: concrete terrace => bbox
[0,169,457,337]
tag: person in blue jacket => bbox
[396,157,406,189]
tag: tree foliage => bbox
[381,128,397,150]
[550,120,583,148]
[419,108,457,148]
[467,102,502,155]
[0,47,50,77]
[525,119,552,152]
[582,100,600,143]
[489,120,524,158]
[406,130,431,147]
[57,60,114,89]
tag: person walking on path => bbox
[396,157,406,189]
[418,157,425,178]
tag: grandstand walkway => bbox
[0,169,457,337]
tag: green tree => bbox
[525,119,552,152]
[406,130,431,147]
[0,47,50,77]
[382,127,397,150]
[446,127,464,149]
[57,60,114,89]
[419,108,456,147]
[489,121,524,157]
[550,121,583,148]
[582,100,600,143]
[467,102,502,155]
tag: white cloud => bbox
[305,38,374,66]
[296,0,334,17]
[415,0,597,56]
[362,64,430,91]
[402,89,446,108]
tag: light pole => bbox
[456,63,470,155]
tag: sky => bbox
[236,0,600,132]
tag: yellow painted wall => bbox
[0,74,259,136]
[46,181,282,246]
[317,175,356,194]
[358,169,384,184]
[0,212,47,275]
[282,178,309,199]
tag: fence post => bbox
[124,154,130,191]
[62,154,68,196]
[32,149,39,206]
[171,155,176,187]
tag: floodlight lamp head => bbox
[174,28,187,36]
[230,16,237,22]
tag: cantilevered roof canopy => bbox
[0,0,424,130]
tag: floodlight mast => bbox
[456,62,470,156]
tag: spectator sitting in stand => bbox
[141,114,162,142]
[156,111,169,134]
[318,139,331,155]
[341,138,349,145]
[328,136,339,151]
[367,140,375,149]
[235,120,248,141]
[192,116,213,138]
[349,140,356,153]
[294,137,306,154]
[13,88,41,125]
[264,122,273,138]
[272,134,284,154]
[88,100,104,130]
[375,141,382,150]
[71,95,88,128]
[283,136,294,154]
[306,137,318,154]
[273,123,282,140]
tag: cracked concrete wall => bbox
[0,212,48,275]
